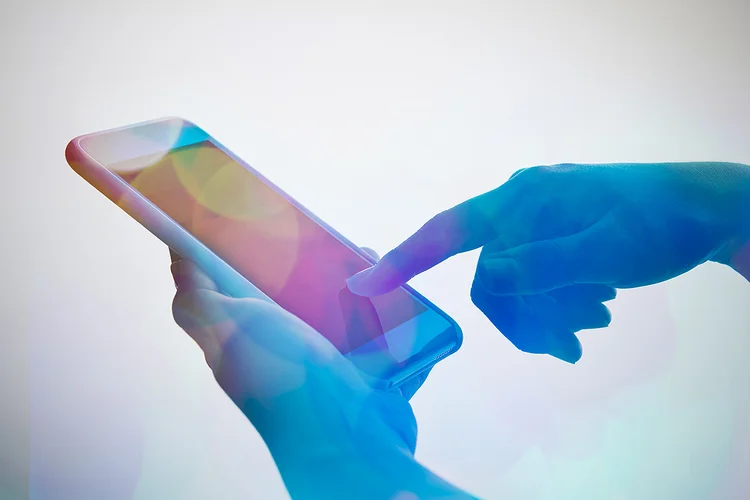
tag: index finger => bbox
[346,185,518,296]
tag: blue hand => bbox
[348,162,750,363]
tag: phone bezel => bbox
[65,116,463,389]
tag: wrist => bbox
[726,164,749,279]
[708,163,750,278]
[730,164,750,243]
[716,234,750,281]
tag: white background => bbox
[3,1,750,498]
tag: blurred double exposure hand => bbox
[169,250,470,499]
[348,162,750,364]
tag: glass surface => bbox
[108,139,434,355]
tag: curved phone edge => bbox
[387,323,463,390]
[65,117,464,390]
[64,119,275,303]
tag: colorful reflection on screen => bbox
[109,140,427,354]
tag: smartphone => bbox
[66,117,462,389]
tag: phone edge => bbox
[65,117,464,390]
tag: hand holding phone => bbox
[170,254,471,500]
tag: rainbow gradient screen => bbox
[108,139,429,355]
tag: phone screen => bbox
[107,139,430,356]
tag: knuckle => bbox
[509,167,528,180]
[503,329,542,354]
[531,164,557,177]
[597,303,613,325]
[510,165,557,188]
[513,163,581,187]
[534,164,557,175]
[171,290,196,326]
[550,163,577,171]
[469,279,485,308]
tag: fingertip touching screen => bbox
[101,126,448,360]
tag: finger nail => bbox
[346,267,375,296]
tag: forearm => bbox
[272,444,474,500]
[729,241,750,281]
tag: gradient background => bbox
[2,1,749,498]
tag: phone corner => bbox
[451,321,464,351]
[64,137,85,174]
[438,325,463,364]
[163,115,200,130]
[439,316,463,356]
